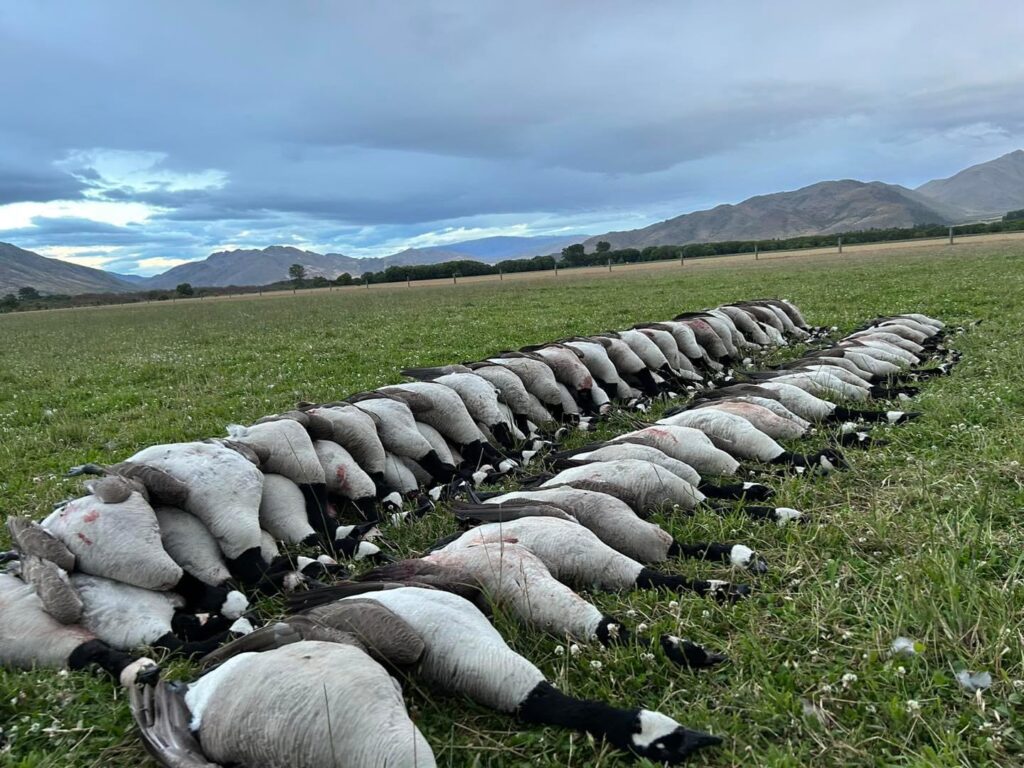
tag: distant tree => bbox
[310,276,330,288]
[595,241,611,253]
[360,271,375,285]
[175,282,194,296]
[0,293,17,312]
[561,243,585,259]
[18,286,40,300]
[288,263,307,286]
[335,272,353,286]
[1004,208,1024,222]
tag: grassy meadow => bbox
[1,240,1023,767]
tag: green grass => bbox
[2,241,1023,767]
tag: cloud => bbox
[0,1,1023,273]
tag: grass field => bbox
[2,240,1023,767]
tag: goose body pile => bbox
[0,301,958,768]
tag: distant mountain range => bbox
[0,242,135,295]
[141,234,586,290]
[4,151,1024,296]
[583,151,1024,251]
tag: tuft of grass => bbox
[2,241,1023,766]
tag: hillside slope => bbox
[916,149,1024,217]
[584,180,961,250]
[0,242,134,295]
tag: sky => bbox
[1,1,1023,276]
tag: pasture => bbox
[1,240,1023,767]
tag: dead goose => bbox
[610,425,740,476]
[348,393,459,482]
[519,343,610,415]
[484,354,567,419]
[224,418,331,538]
[378,381,507,469]
[360,544,625,644]
[299,403,392,499]
[0,572,157,685]
[466,362,559,432]
[179,638,436,768]
[657,409,847,472]
[439,517,751,600]
[69,573,245,656]
[340,587,720,763]
[467,487,765,570]
[127,441,267,584]
[313,439,378,520]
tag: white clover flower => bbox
[569,644,581,657]
[641,652,656,662]
[626,609,637,617]
[701,610,711,619]
[906,699,921,713]
[841,630,853,641]
[841,673,857,688]
[590,660,603,670]
[636,623,648,633]
[554,645,564,656]
[668,600,679,609]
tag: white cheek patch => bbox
[119,657,158,688]
[472,471,489,485]
[297,556,316,570]
[283,572,304,592]
[383,491,404,508]
[774,507,803,526]
[707,579,730,594]
[886,411,905,424]
[335,525,356,540]
[355,542,381,560]
[221,590,249,620]
[520,450,539,465]
[729,544,755,568]
[819,456,835,472]
[228,617,254,635]
[427,486,444,501]
[632,709,682,748]
[317,554,338,566]
[498,459,517,473]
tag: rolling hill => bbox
[140,235,587,288]
[0,242,134,296]
[583,180,965,251]
[915,149,1024,217]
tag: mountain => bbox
[137,234,588,289]
[916,149,1024,218]
[583,180,964,251]
[140,245,485,289]
[0,242,135,296]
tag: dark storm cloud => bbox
[1,1,1023,272]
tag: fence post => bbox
[407,274,411,288]
[754,243,759,261]
[554,261,559,276]
[453,273,457,285]
[499,268,503,281]
[838,236,843,254]
[607,258,612,272]
[949,226,954,245]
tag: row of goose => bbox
[0,298,814,667]
[0,305,954,766]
